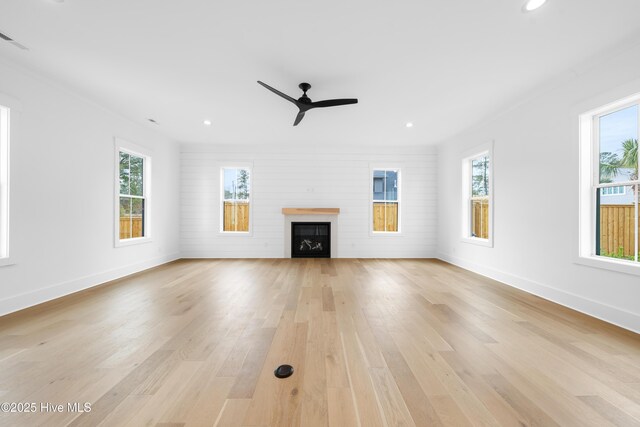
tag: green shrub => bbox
[600,246,636,261]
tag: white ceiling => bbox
[1,0,640,146]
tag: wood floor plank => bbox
[300,288,328,427]
[67,349,175,427]
[578,395,640,427]
[242,311,308,426]
[483,373,561,427]
[322,287,336,312]
[95,394,150,427]
[181,377,234,426]
[430,396,473,427]
[323,312,350,388]
[438,350,529,426]
[123,361,203,426]
[369,367,416,426]
[214,399,251,427]
[486,349,617,427]
[381,350,443,426]
[327,387,359,427]
[158,351,235,424]
[227,327,277,399]
[339,330,385,427]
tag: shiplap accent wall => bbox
[181,144,437,258]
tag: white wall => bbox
[437,42,640,333]
[0,58,181,316]
[181,144,437,258]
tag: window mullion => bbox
[633,185,640,262]
[383,170,387,232]
[593,116,600,187]
[637,105,640,262]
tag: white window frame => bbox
[578,93,640,275]
[370,167,401,235]
[114,138,152,247]
[0,101,11,266]
[220,166,253,235]
[461,142,494,247]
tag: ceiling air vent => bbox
[0,31,29,51]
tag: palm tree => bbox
[599,138,638,183]
[619,138,638,181]
[600,152,620,183]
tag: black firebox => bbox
[291,222,330,258]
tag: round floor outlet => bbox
[274,364,294,378]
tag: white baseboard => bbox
[180,252,280,259]
[0,253,181,317]
[180,251,438,259]
[437,253,640,334]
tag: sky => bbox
[600,104,638,155]
[223,168,250,197]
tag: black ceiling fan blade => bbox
[293,110,306,126]
[257,81,298,105]
[311,98,358,108]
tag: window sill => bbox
[218,231,253,236]
[461,237,493,247]
[115,237,152,248]
[575,255,640,277]
[0,257,15,267]
[370,231,403,236]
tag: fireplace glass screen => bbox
[291,222,330,258]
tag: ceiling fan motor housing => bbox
[298,83,312,104]
[298,82,311,92]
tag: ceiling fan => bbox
[257,81,358,126]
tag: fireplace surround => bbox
[282,208,339,258]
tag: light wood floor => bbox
[0,259,639,426]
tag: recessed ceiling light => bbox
[523,0,547,12]
[405,122,414,128]
[203,119,212,126]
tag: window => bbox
[580,96,639,268]
[372,169,400,233]
[462,144,493,246]
[221,167,251,233]
[0,103,9,262]
[601,186,626,196]
[115,141,151,246]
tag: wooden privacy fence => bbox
[600,204,640,256]
[471,198,489,239]
[373,202,398,232]
[119,215,143,239]
[224,201,250,232]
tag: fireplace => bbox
[291,222,330,258]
